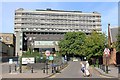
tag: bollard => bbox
[43,62,46,73]
[51,60,54,73]
[56,66,60,73]
[102,65,104,71]
[103,65,105,72]
[98,64,99,68]
[54,67,56,73]
[56,66,59,73]
[15,64,16,71]
[46,60,48,75]
[9,65,11,73]
[31,66,33,73]
[19,65,22,73]
[52,65,54,73]
[106,65,108,73]
[43,68,45,73]
[99,65,101,69]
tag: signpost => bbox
[104,48,110,73]
[45,50,51,74]
[45,50,50,57]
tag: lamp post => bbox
[16,52,19,64]
[31,37,36,53]
[46,56,49,74]
[104,48,110,73]
[106,54,108,73]
[8,45,11,56]
[51,52,54,73]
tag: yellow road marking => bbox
[49,75,56,78]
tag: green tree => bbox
[84,31,107,60]
[59,32,86,56]
[59,31,107,60]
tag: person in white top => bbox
[85,61,90,77]
[85,61,89,70]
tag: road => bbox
[50,61,110,78]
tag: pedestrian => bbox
[80,62,85,74]
[85,61,89,70]
[85,61,90,77]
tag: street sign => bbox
[45,50,50,56]
[104,48,110,56]
[49,56,54,60]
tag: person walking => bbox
[85,61,90,77]
[80,62,85,76]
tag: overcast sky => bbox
[1,2,118,35]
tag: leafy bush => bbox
[21,51,46,63]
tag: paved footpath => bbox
[2,66,53,78]
[0,62,52,78]
[95,65,118,78]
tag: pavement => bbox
[94,65,118,78]
[1,62,68,79]
[2,69,52,78]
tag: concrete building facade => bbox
[14,8,102,56]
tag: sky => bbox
[1,2,118,35]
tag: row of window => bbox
[19,15,100,20]
[16,27,99,32]
[24,32,65,34]
[15,23,101,26]
[17,18,101,22]
[15,12,101,18]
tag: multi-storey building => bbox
[14,8,102,56]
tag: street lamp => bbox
[51,52,54,73]
[104,48,110,73]
[8,45,11,56]
[32,37,36,53]
[105,54,108,73]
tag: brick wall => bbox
[103,48,116,65]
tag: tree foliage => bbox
[59,32,86,55]
[84,31,106,59]
[58,31,107,60]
